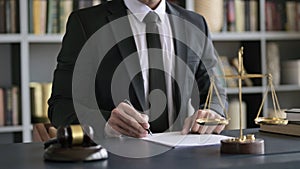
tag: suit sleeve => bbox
[195,16,228,117]
[48,12,88,128]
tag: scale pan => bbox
[254,117,288,125]
[196,118,229,126]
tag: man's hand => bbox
[181,109,225,135]
[106,102,150,138]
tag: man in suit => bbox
[48,0,228,138]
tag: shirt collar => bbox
[124,0,166,23]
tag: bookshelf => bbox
[0,0,300,142]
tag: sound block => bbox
[44,143,108,162]
[220,137,264,154]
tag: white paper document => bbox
[141,131,232,147]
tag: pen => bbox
[123,99,153,136]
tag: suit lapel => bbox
[107,0,146,110]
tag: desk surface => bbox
[1,129,300,169]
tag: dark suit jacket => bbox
[48,0,227,130]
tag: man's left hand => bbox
[181,109,225,135]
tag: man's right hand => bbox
[106,102,150,138]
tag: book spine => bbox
[0,0,6,33]
[5,0,11,33]
[235,0,245,32]
[227,0,235,32]
[33,0,42,34]
[9,0,17,33]
[4,88,13,126]
[0,88,4,126]
[47,0,59,34]
[286,1,297,31]
[265,1,274,31]
[244,0,250,31]
[28,0,33,33]
[59,0,73,34]
[249,0,258,31]
[11,86,19,125]
[296,1,300,31]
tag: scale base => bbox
[220,135,264,154]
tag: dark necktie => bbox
[144,11,169,132]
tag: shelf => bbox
[211,32,263,41]
[0,34,22,43]
[274,85,300,92]
[0,126,23,133]
[265,32,300,40]
[27,34,63,43]
[226,87,264,94]
[227,85,300,94]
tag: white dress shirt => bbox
[124,0,176,126]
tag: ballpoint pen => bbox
[123,99,153,136]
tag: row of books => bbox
[0,82,53,127]
[29,0,103,35]
[30,82,52,123]
[265,0,300,31]
[0,0,19,33]
[260,109,300,137]
[225,0,259,32]
[0,87,19,126]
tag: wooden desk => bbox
[1,129,300,169]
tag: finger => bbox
[110,108,148,137]
[109,116,148,138]
[191,110,206,133]
[213,124,225,134]
[112,124,148,138]
[140,114,150,129]
[181,117,193,135]
[119,102,148,124]
[204,113,217,134]
[197,110,213,134]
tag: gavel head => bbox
[56,125,94,147]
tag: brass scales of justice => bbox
[196,47,288,154]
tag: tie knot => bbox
[143,12,160,24]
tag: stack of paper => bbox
[141,132,232,147]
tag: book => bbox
[249,0,258,31]
[0,0,6,33]
[8,0,18,33]
[28,0,33,33]
[32,0,47,34]
[59,0,73,34]
[0,87,19,126]
[30,82,52,123]
[235,0,245,32]
[47,0,59,34]
[286,1,297,31]
[4,88,13,126]
[281,59,300,85]
[5,0,11,33]
[0,88,4,126]
[226,0,236,32]
[285,108,300,121]
[260,124,300,137]
[296,1,300,31]
[11,86,19,125]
